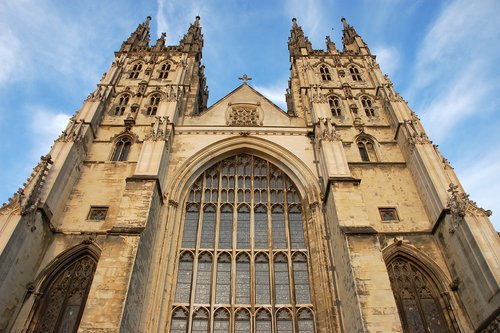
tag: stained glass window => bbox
[213,308,230,333]
[171,154,315,332]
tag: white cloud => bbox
[455,148,500,230]
[0,29,22,84]
[253,83,287,110]
[419,59,493,142]
[286,0,323,44]
[29,107,70,156]
[408,0,500,143]
[372,45,400,77]
[155,0,208,42]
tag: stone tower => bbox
[0,16,498,333]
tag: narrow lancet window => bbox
[147,94,161,116]
[274,253,290,304]
[361,96,375,117]
[194,253,212,304]
[174,253,193,303]
[319,65,332,81]
[236,253,250,304]
[237,205,250,249]
[111,136,131,161]
[349,65,362,81]
[293,253,311,304]
[159,62,171,79]
[328,96,342,117]
[114,94,130,116]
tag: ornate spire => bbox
[180,16,204,55]
[341,17,369,54]
[119,16,152,52]
[326,35,337,53]
[288,18,313,57]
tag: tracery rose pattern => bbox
[228,106,259,126]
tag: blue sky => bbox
[0,0,498,229]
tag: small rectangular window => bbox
[87,206,108,221]
[379,207,399,222]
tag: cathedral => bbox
[0,15,499,333]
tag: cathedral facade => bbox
[0,16,498,333]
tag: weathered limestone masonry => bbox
[0,15,498,333]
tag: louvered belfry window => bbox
[171,154,315,332]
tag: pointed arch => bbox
[360,95,376,117]
[355,134,378,162]
[26,242,101,333]
[327,94,343,117]
[128,61,143,79]
[348,64,363,81]
[383,243,458,333]
[146,93,161,116]
[165,136,321,206]
[318,64,332,81]
[158,61,172,79]
[113,92,131,116]
[159,136,330,332]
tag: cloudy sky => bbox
[0,0,498,229]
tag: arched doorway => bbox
[26,248,98,333]
[387,255,456,333]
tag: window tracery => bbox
[172,154,315,332]
[388,256,454,333]
[129,62,143,79]
[114,94,130,116]
[228,106,260,126]
[361,96,376,117]
[27,253,97,333]
[111,136,132,161]
[328,96,342,117]
[158,62,171,79]
[319,65,332,81]
[357,137,377,162]
[349,65,362,81]
[147,94,161,116]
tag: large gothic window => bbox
[388,256,454,333]
[171,154,315,332]
[27,253,97,333]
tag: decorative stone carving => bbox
[228,106,260,126]
[1,155,53,217]
[311,85,326,103]
[163,85,178,102]
[145,116,170,141]
[58,116,83,142]
[317,118,341,142]
[85,85,111,102]
[404,118,431,146]
[342,83,353,99]
[447,183,492,233]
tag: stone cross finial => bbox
[238,74,252,83]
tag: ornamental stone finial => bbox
[238,74,252,84]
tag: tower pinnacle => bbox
[288,17,313,57]
[119,16,152,52]
[341,17,369,54]
[180,16,204,56]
